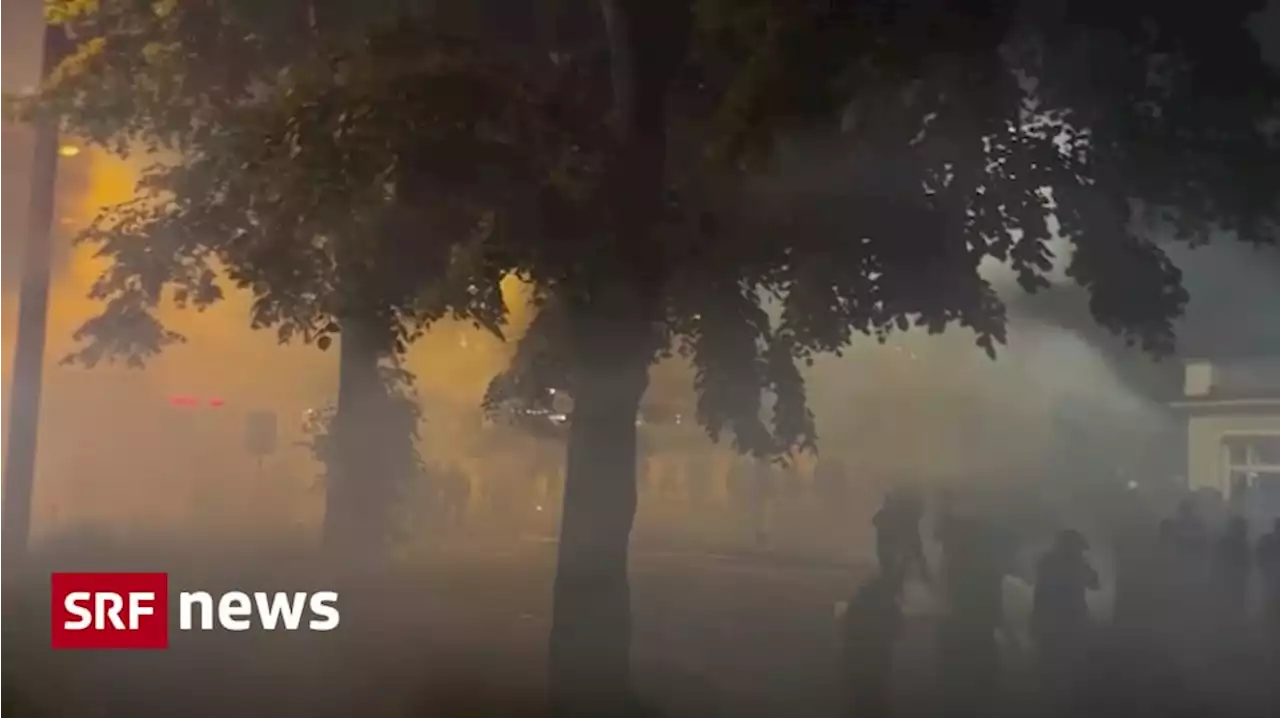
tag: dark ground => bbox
[7,536,1276,718]
[6,537,868,718]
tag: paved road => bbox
[12,540,872,718]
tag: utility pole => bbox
[2,21,71,571]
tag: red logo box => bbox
[51,573,170,649]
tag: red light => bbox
[208,398,225,408]
[169,395,199,407]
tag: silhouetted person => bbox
[1259,519,1280,634]
[873,490,929,590]
[1156,504,1208,645]
[1153,500,1244,718]
[1167,499,1209,557]
[1032,530,1099,643]
[936,517,1007,713]
[1200,515,1268,718]
[1112,518,1158,642]
[1108,528,1175,718]
[1175,498,1218,628]
[840,574,903,718]
[1032,530,1099,713]
[1252,518,1280,716]
[1214,516,1251,615]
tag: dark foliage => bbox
[7,1,1274,456]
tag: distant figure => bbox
[1107,519,1176,717]
[1149,509,1200,671]
[1214,516,1252,614]
[1112,517,1157,640]
[1032,530,1099,710]
[1195,488,1228,528]
[1164,499,1216,652]
[1258,519,1280,632]
[1032,530,1099,643]
[936,517,1008,713]
[873,490,929,590]
[934,490,960,583]
[840,575,904,718]
[1256,519,1280,715]
[1167,499,1210,558]
[435,464,470,533]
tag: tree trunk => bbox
[322,316,393,559]
[545,1,690,712]
[549,299,653,714]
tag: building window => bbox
[1223,435,1280,519]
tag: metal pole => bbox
[2,22,70,570]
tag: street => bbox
[10,538,872,718]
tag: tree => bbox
[10,0,517,556]
[299,364,429,539]
[486,1,1278,709]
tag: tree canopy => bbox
[9,0,1276,458]
[20,2,533,369]
[487,0,1279,458]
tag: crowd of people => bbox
[842,490,1280,717]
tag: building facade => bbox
[1172,356,1280,525]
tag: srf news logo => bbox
[51,573,340,650]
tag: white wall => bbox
[1186,413,1280,493]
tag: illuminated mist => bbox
[1,145,540,542]
[0,139,1195,559]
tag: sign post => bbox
[2,23,72,569]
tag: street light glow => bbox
[57,144,81,157]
